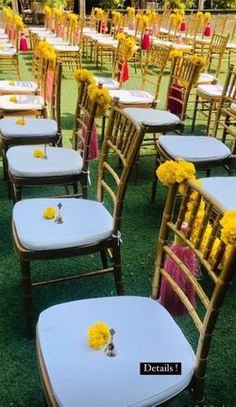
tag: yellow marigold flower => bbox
[127,6,135,16]
[196,11,203,19]
[8,80,15,85]
[169,50,183,59]
[87,322,110,350]
[156,160,178,185]
[116,32,126,40]
[74,69,95,84]
[33,149,44,158]
[220,211,236,245]
[43,206,56,219]
[178,178,202,196]
[175,160,196,184]
[44,6,52,16]
[16,118,27,126]
[87,84,111,116]
[9,95,17,103]
[190,54,207,68]
[204,12,211,24]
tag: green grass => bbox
[0,50,235,407]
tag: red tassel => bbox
[204,23,212,37]
[167,83,183,117]
[160,222,197,317]
[81,113,99,160]
[19,33,28,52]
[141,30,151,50]
[101,21,107,33]
[118,61,129,83]
[180,20,187,32]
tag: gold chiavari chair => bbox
[152,65,236,205]
[7,80,103,203]
[35,174,236,407]
[192,33,231,134]
[12,105,146,338]
[0,60,62,182]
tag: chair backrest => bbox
[213,64,236,149]
[184,15,201,44]
[206,32,230,78]
[152,177,236,405]
[49,60,62,141]
[141,44,171,101]
[212,14,228,35]
[166,55,202,120]
[97,106,146,233]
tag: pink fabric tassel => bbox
[81,114,99,160]
[167,83,183,117]
[46,70,54,102]
[118,60,129,83]
[180,20,187,32]
[141,30,151,50]
[160,222,197,317]
[101,21,107,33]
[19,33,28,52]
[204,23,212,37]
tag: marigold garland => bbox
[74,69,95,84]
[119,37,136,61]
[87,84,112,117]
[94,8,104,21]
[204,12,211,24]
[156,160,196,186]
[87,322,110,350]
[112,11,122,26]
[43,6,52,16]
[43,206,56,219]
[190,54,207,68]
[169,50,183,59]
[220,211,236,245]
[126,7,135,17]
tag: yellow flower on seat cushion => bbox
[87,322,110,350]
[9,95,17,102]
[43,207,56,219]
[33,149,44,158]
[8,80,15,85]
[16,118,26,125]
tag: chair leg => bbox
[191,94,199,132]
[133,153,140,185]
[73,182,78,196]
[13,185,22,203]
[21,260,34,338]
[151,155,160,204]
[112,241,124,295]
[100,250,108,269]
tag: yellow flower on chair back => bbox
[33,149,44,158]
[220,212,236,245]
[43,6,52,16]
[190,54,207,69]
[126,7,135,17]
[74,69,95,84]
[94,8,104,21]
[157,160,196,186]
[87,322,110,350]
[112,11,122,26]
[87,84,112,117]
[9,95,17,103]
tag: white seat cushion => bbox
[226,42,236,49]
[47,38,70,46]
[197,84,223,97]
[0,48,16,55]
[0,95,44,110]
[95,76,119,90]
[13,198,113,250]
[54,45,80,52]
[197,73,216,85]
[37,296,195,407]
[7,146,83,177]
[109,90,154,105]
[0,80,37,94]
[230,103,236,112]
[0,118,57,138]
[200,177,236,210]
[124,108,181,127]
[159,135,230,162]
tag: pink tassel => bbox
[101,21,107,33]
[46,70,54,102]
[118,60,129,83]
[130,19,136,30]
[167,83,183,117]
[19,33,28,52]
[160,222,197,317]
[141,30,151,50]
[204,23,212,37]
[180,20,187,32]
[81,114,99,160]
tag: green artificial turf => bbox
[0,48,235,407]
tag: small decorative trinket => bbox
[54,202,63,224]
[105,328,116,357]
[42,145,48,160]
